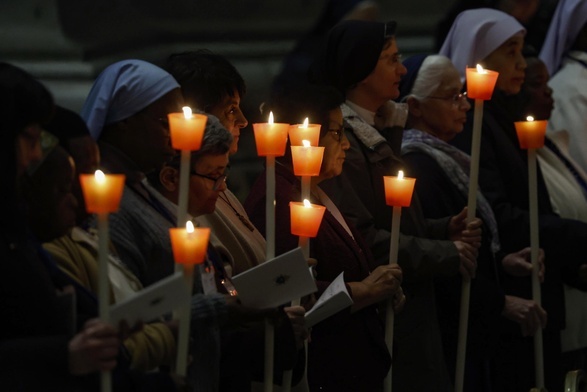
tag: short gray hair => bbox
[407,55,455,101]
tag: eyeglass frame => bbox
[327,126,346,143]
[425,92,468,107]
[190,171,228,191]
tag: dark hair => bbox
[0,63,54,223]
[165,50,246,112]
[264,84,344,139]
[44,106,91,153]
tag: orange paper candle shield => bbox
[169,221,210,265]
[79,170,125,213]
[253,112,289,156]
[168,107,208,150]
[291,141,325,176]
[289,200,326,238]
[289,118,321,146]
[466,65,499,100]
[383,171,416,207]
[514,116,547,149]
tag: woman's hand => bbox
[68,318,120,375]
[501,295,547,337]
[502,247,545,282]
[348,264,403,311]
[283,305,309,349]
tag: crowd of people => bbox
[2,0,587,391]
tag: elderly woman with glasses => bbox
[399,54,548,391]
[245,85,405,392]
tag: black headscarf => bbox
[308,19,397,95]
[44,106,91,149]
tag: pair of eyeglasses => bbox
[190,172,228,191]
[328,127,346,143]
[426,92,468,107]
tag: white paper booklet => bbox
[305,271,353,327]
[109,271,189,325]
[231,247,317,308]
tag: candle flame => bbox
[301,118,309,128]
[302,140,311,148]
[186,220,195,233]
[268,111,274,124]
[476,64,488,74]
[95,169,106,183]
[182,106,193,119]
[303,199,312,208]
[398,170,404,180]
[526,115,534,122]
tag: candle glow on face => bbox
[514,115,547,149]
[383,170,416,207]
[182,106,193,119]
[290,200,326,237]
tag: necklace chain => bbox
[218,192,256,232]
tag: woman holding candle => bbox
[244,85,405,392]
[308,19,482,392]
[441,8,587,391]
[166,50,267,277]
[398,54,548,391]
[0,62,124,390]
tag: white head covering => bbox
[81,59,180,140]
[439,8,526,81]
[539,0,587,75]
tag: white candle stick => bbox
[97,212,112,392]
[455,98,483,392]
[175,264,194,376]
[265,155,276,392]
[384,205,401,392]
[177,149,191,230]
[528,148,544,388]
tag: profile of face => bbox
[359,38,408,102]
[522,58,554,121]
[25,147,78,242]
[187,153,229,216]
[123,88,183,172]
[208,90,248,155]
[319,108,350,180]
[16,124,43,176]
[481,34,527,96]
[409,65,471,142]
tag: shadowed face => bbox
[318,108,350,181]
[482,34,527,96]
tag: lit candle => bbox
[383,170,416,207]
[253,111,290,157]
[465,64,499,100]
[168,106,208,150]
[79,169,125,392]
[79,170,125,214]
[289,199,326,238]
[169,221,210,265]
[169,220,210,377]
[288,117,321,146]
[514,116,547,149]
[291,140,325,177]
[382,170,415,392]
[515,116,545,388]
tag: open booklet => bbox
[231,247,317,309]
[109,271,190,325]
[305,271,353,328]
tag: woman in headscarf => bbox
[398,54,547,391]
[539,0,587,173]
[245,84,404,392]
[309,19,481,392]
[441,9,587,391]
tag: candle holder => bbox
[168,107,208,151]
[288,118,321,147]
[79,169,126,392]
[515,115,546,389]
[382,171,415,392]
[289,200,326,238]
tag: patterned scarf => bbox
[402,129,501,254]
